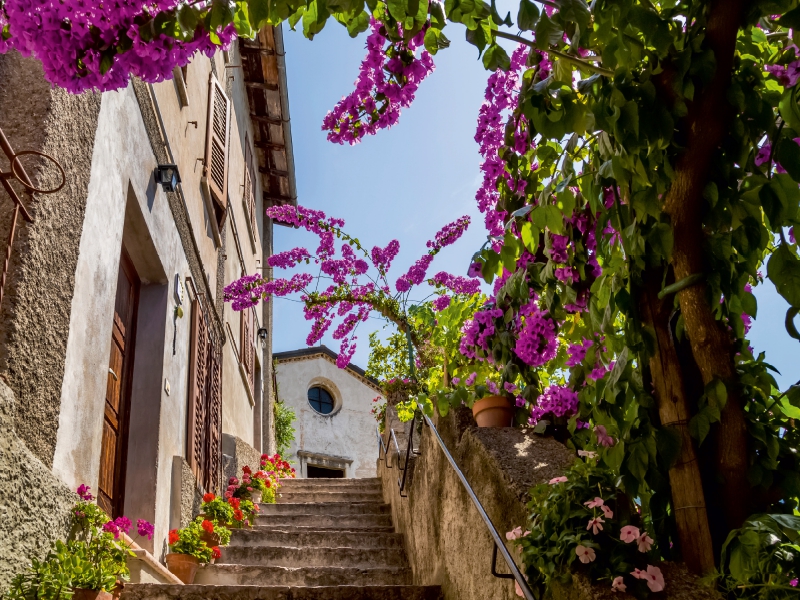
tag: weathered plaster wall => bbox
[0,380,75,592]
[51,86,193,555]
[222,433,263,486]
[0,51,102,467]
[379,408,575,600]
[276,355,380,478]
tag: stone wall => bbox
[222,433,263,486]
[0,51,102,467]
[380,409,722,600]
[0,379,75,592]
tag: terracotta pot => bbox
[472,395,514,428]
[200,529,220,547]
[250,490,262,504]
[165,553,200,584]
[72,589,112,600]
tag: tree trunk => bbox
[663,0,754,530]
[639,273,716,574]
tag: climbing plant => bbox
[8,0,800,595]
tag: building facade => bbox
[274,346,382,479]
[0,25,295,581]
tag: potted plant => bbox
[200,493,234,526]
[4,485,154,600]
[198,518,231,550]
[166,519,219,583]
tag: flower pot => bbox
[250,490,262,504]
[72,589,112,600]
[165,553,200,584]
[200,530,220,547]
[472,395,514,428]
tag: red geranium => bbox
[211,546,222,560]
[201,519,214,534]
[265,479,271,488]
[203,492,215,503]
[229,497,241,509]
[233,509,243,521]
[243,465,252,475]
[168,529,179,545]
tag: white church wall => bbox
[275,351,381,478]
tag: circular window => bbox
[308,386,335,415]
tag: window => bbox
[308,386,335,415]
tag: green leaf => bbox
[534,13,562,50]
[768,244,800,308]
[482,43,510,71]
[430,1,446,28]
[345,10,370,36]
[689,411,711,444]
[247,0,270,28]
[302,0,329,38]
[387,0,407,21]
[627,442,649,482]
[779,88,800,135]
[555,0,590,29]
[778,6,800,29]
[520,221,538,253]
[786,307,800,341]
[517,0,539,31]
[465,25,487,55]
[603,440,624,470]
[178,4,200,33]
[775,137,800,183]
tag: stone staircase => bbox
[122,477,442,600]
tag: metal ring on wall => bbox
[10,150,66,194]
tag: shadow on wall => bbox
[0,379,76,592]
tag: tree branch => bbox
[494,31,614,76]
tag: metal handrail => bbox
[421,414,535,600]
[390,429,404,470]
[375,425,390,468]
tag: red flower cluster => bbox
[211,546,222,560]
[201,520,214,534]
[233,509,244,522]
[203,492,215,503]
[168,529,179,545]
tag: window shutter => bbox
[240,308,255,396]
[186,298,208,483]
[204,75,230,209]
[206,344,223,492]
[243,143,257,248]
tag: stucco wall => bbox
[0,51,103,468]
[276,355,381,478]
[0,380,75,592]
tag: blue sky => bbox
[273,23,797,391]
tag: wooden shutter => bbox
[206,344,223,492]
[243,143,257,246]
[240,308,255,396]
[204,74,230,209]
[186,297,209,483]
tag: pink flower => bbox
[584,497,604,509]
[790,578,798,587]
[637,533,654,553]
[549,476,568,484]
[506,526,523,541]
[575,545,596,564]
[620,525,641,543]
[601,505,614,519]
[594,424,615,447]
[631,565,665,593]
[611,576,626,592]
[587,517,604,534]
[137,519,154,540]
[102,521,121,539]
[76,484,94,501]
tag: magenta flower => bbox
[102,521,121,539]
[594,424,616,447]
[137,519,154,540]
[113,516,132,535]
[76,484,94,501]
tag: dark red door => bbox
[98,250,139,517]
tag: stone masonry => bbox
[121,477,442,599]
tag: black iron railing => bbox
[378,413,535,600]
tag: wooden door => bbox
[98,250,139,517]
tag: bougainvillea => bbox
[224,204,476,367]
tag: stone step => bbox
[255,513,392,530]
[278,477,381,489]
[229,528,404,549]
[259,502,390,516]
[193,565,413,586]
[122,584,443,600]
[218,545,408,568]
[277,490,384,504]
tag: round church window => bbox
[308,386,335,415]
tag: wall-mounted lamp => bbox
[155,164,181,192]
[257,327,268,349]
